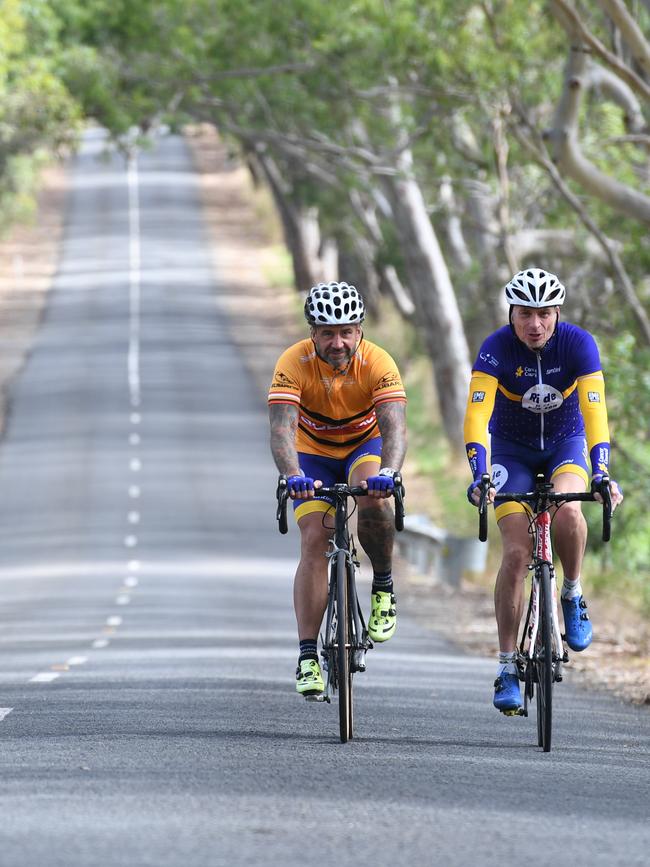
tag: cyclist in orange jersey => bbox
[269,282,407,697]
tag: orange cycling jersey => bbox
[268,338,406,458]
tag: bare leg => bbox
[495,512,533,652]
[293,511,331,641]
[356,499,395,573]
[550,472,587,581]
[350,462,395,573]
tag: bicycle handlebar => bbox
[275,474,406,534]
[476,472,612,543]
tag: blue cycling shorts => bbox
[490,434,589,521]
[293,437,382,521]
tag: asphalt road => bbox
[0,130,648,867]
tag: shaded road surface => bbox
[0,131,648,866]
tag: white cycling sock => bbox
[497,651,517,676]
[561,576,583,600]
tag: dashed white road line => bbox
[30,672,60,683]
[124,576,139,588]
[67,656,88,666]
[129,458,142,472]
[107,615,123,627]
[92,639,110,649]
[0,708,14,721]
[116,594,131,606]
[124,535,138,548]
[128,511,140,524]
[127,152,141,409]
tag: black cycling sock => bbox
[298,638,318,662]
[372,570,393,594]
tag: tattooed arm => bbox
[375,401,407,470]
[269,403,301,476]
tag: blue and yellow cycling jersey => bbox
[464,322,611,481]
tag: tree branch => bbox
[545,44,650,225]
[550,0,650,101]
[596,0,650,77]
[583,62,646,133]
[511,105,650,344]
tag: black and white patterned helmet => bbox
[304,281,366,325]
[504,269,566,308]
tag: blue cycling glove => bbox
[591,474,621,496]
[286,474,315,496]
[467,480,482,504]
[366,468,396,494]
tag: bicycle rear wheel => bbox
[535,564,554,752]
[335,550,352,743]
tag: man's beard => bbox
[325,347,352,370]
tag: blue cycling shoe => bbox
[561,595,593,651]
[493,672,522,713]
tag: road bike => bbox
[477,472,612,752]
[277,475,405,743]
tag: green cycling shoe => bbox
[368,590,397,642]
[295,658,324,697]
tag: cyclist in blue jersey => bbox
[463,269,623,713]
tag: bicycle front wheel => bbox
[535,564,554,752]
[335,550,352,743]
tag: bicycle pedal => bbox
[352,650,367,672]
[501,707,525,717]
[304,693,328,703]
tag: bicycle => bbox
[276,475,405,743]
[477,472,612,752]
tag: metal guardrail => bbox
[397,514,487,588]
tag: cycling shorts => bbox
[293,437,382,521]
[490,434,589,521]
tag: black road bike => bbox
[477,472,612,752]
[277,476,405,742]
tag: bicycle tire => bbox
[535,564,554,752]
[336,550,352,743]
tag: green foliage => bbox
[0,2,83,224]
[584,334,650,611]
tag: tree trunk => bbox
[252,147,327,290]
[381,154,472,447]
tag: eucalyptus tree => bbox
[0,0,80,228]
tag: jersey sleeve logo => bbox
[376,371,402,390]
[271,371,299,390]
[471,391,486,402]
[587,391,601,402]
[479,351,499,368]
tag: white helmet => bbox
[504,268,566,308]
[304,281,366,325]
